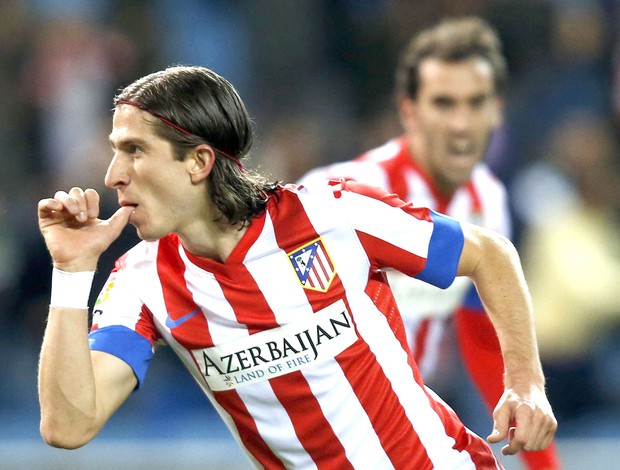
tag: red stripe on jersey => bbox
[213,263,280,334]
[356,230,427,278]
[344,340,434,468]
[135,304,160,343]
[271,372,355,469]
[214,389,287,469]
[465,180,483,214]
[390,138,453,214]
[157,235,214,349]
[316,249,332,278]
[354,136,409,202]
[382,149,410,202]
[270,190,433,467]
[339,179,434,222]
[413,318,431,364]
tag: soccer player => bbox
[298,17,561,469]
[37,65,556,469]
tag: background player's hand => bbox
[38,187,132,272]
[487,385,557,456]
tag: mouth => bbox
[449,139,476,155]
[119,199,138,209]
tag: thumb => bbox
[106,206,132,235]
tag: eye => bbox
[469,94,490,110]
[432,96,455,110]
[124,143,145,157]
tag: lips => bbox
[119,199,138,209]
[450,140,475,155]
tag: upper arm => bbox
[457,223,518,281]
[457,223,483,278]
[91,350,138,427]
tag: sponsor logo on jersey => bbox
[191,300,356,390]
[288,237,335,292]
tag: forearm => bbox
[38,307,100,448]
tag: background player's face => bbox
[106,104,207,241]
[399,57,502,196]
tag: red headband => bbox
[117,100,244,170]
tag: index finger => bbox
[37,197,64,219]
[502,402,534,455]
[487,401,511,443]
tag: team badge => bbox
[288,238,336,292]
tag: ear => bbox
[398,96,418,134]
[187,144,216,184]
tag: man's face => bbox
[399,57,502,196]
[106,105,202,241]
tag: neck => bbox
[178,219,248,263]
[407,138,457,199]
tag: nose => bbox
[104,154,129,189]
[450,107,473,134]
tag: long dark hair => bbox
[114,65,279,226]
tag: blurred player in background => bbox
[299,16,561,469]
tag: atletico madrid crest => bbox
[288,238,336,292]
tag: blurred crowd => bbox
[1,0,619,445]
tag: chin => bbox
[134,225,159,242]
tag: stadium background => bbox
[0,0,619,468]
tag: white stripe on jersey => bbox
[236,381,311,469]
[302,360,394,469]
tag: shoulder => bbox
[297,138,405,188]
[355,137,404,164]
[296,179,423,223]
[471,163,508,198]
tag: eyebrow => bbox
[108,135,151,149]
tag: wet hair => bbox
[395,16,508,99]
[114,65,279,226]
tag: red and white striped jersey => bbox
[298,137,511,376]
[89,180,502,469]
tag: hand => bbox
[38,187,132,271]
[487,386,557,456]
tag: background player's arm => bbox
[457,223,557,455]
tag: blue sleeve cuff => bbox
[89,326,154,389]
[415,211,464,289]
